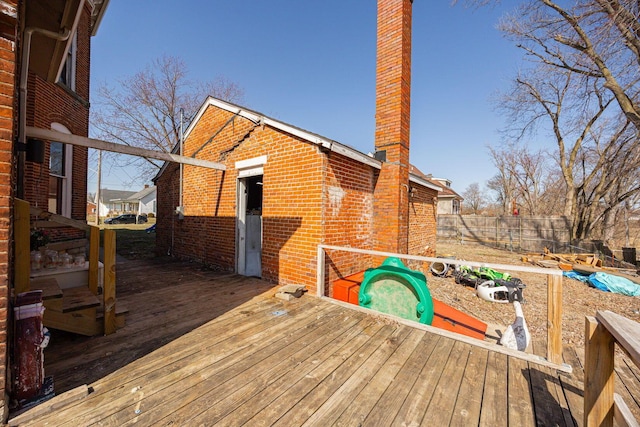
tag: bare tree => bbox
[461,183,486,215]
[498,61,640,240]
[486,147,517,215]
[487,143,552,215]
[487,0,640,130]
[91,55,244,182]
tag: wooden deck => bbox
[10,257,640,426]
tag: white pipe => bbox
[20,27,72,145]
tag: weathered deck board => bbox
[55,300,332,426]
[389,335,454,425]
[507,356,536,427]
[479,351,508,426]
[331,328,426,426]
[243,319,389,426]
[559,346,586,427]
[11,257,639,426]
[450,347,490,426]
[217,316,382,426]
[363,332,440,426]
[529,338,575,427]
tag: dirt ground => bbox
[423,241,640,349]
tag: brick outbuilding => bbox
[153,97,440,294]
[154,0,436,294]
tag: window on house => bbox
[48,142,65,214]
[48,124,74,216]
[453,199,460,215]
[59,32,77,91]
[48,139,73,216]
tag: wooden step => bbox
[60,286,100,313]
[29,277,63,300]
[43,307,99,336]
[30,277,63,311]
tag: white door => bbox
[237,175,263,277]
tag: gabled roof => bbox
[155,96,441,192]
[184,96,382,169]
[127,186,156,201]
[99,189,136,203]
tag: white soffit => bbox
[410,175,442,192]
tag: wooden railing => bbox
[584,311,640,427]
[316,244,568,371]
[13,198,117,335]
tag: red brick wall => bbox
[0,0,17,419]
[373,0,412,254]
[322,155,376,295]
[154,162,177,256]
[23,5,91,228]
[408,184,437,257]
[156,105,325,287]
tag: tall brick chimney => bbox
[373,0,412,253]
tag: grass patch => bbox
[100,220,156,260]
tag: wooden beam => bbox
[596,310,640,369]
[103,229,116,335]
[30,205,90,232]
[26,127,226,170]
[14,198,31,294]
[614,393,640,427]
[88,226,99,295]
[317,244,564,277]
[584,316,615,427]
[547,274,563,364]
[317,243,569,370]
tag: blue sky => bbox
[89,1,523,196]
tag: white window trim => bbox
[51,123,73,217]
[60,32,77,91]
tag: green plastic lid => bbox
[358,257,434,325]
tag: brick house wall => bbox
[0,0,17,419]
[408,185,437,258]
[22,3,92,241]
[322,154,376,294]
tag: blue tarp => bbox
[564,270,640,296]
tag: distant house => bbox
[127,185,157,216]
[408,168,462,215]
[97,189,136,216]
[96,186,157,217]
[87,200,97,217]
[431,178,463,215]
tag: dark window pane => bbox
[50,142,64,176]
